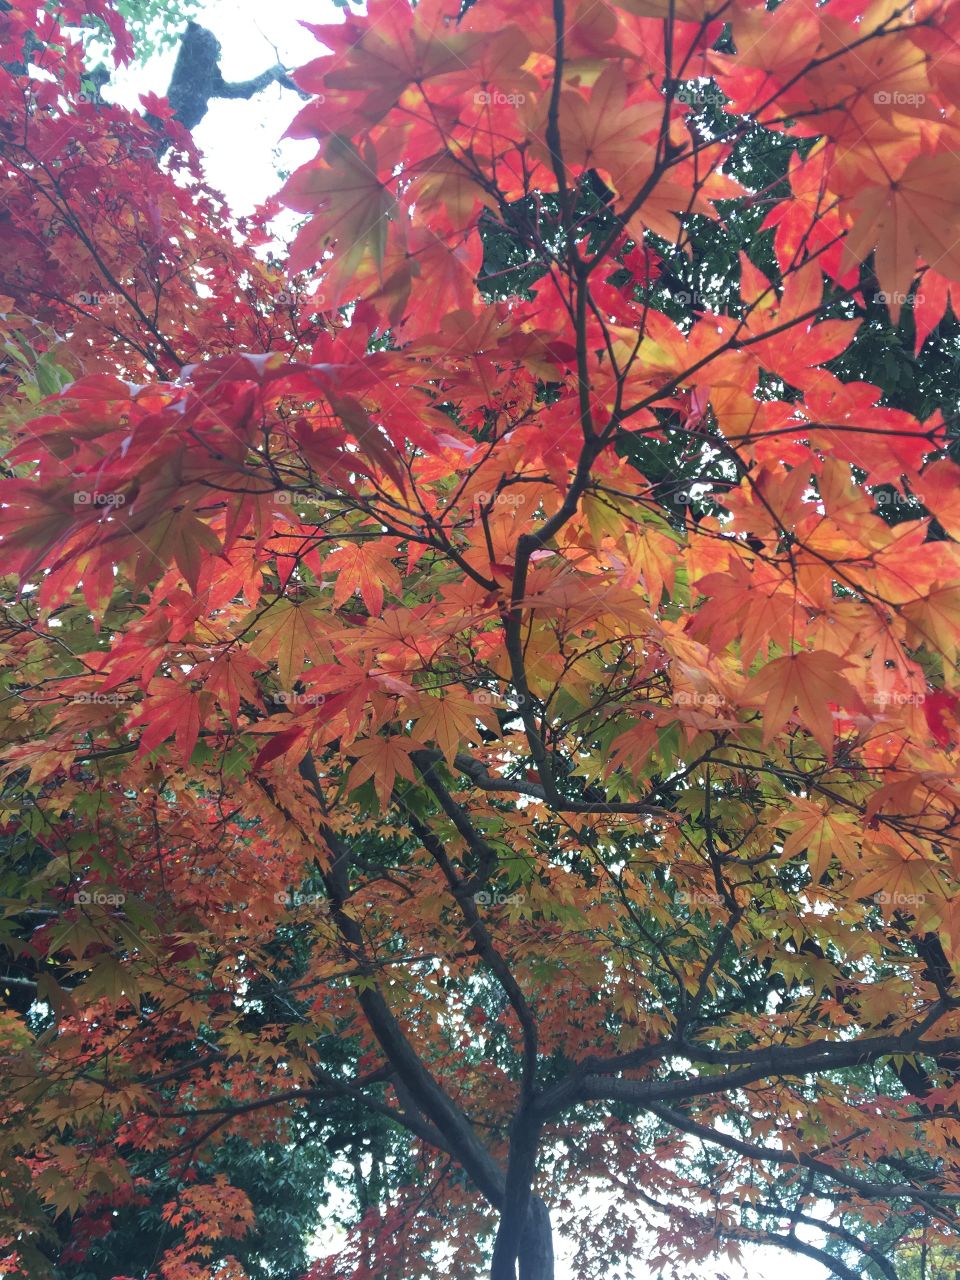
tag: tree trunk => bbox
[517,1197,554,1280]
[492,1194,554,1280]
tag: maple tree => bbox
[4,0,960,1275]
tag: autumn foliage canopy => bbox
[3,0,960,1274]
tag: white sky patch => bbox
[107,0,322,218]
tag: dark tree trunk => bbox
[517,1197,554,1280]
[491,1197,554,1280]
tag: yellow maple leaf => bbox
[902,582,960,663]
[348,733,421,808]
[325,540,402,616]
[248,599,334,688]
[743,650,864,751]
[282,136,398,303]
[780,799,861,883]
[411,691,499,764]
[843,152,960,323]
